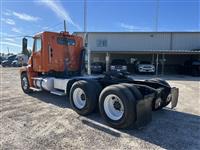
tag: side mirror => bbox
[22,38,28,53]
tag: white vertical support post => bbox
[87,38,91,75]
[83,0,91,75]
[152,53,154,64]
[161,53,165,75]
[106,52,110,72]
[156,53,159,76]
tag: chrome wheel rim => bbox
[73,88,86,109]
[104,94,124,121]
[22,77,28,90]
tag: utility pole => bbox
[155,0,160,76]
[84,0,87,34]
[84,0,91,75]
[155,0,160,31]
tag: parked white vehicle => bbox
[137,61,155,73]
[12,54,28,67]
[110,59,128,72]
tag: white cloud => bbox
[3,9,40,22]
[42,26,49,30]
[6,19,15,25]
[0,41,22,48]
[120,22,150,31]
[120,23,136,31]
[1,18,15,25]
[0,32,9,37]
[11,27,22,34]
[3,9,12,16]
[36,0,81,30]
[12,11,40,22]
[4,38,16,42]
[4,12,11,16]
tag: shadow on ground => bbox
[30,91,200,150]
[129,75,200,82]
[31,91,69,108]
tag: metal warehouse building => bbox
[74,32,200,75]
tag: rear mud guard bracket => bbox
[171,87,179,109]
[135,95,153,128]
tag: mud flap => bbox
[135,94,153,128]
[171,87,179,109]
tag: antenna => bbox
[64,20,67,32]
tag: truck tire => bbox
[146,78,171,108]
[99,84,136,129]
[70,80,101,116]
[120,83,143,100]
[21,73,32,94]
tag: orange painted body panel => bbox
[33,31,83,73]
[20,57,38,87]
[20,31,84,88]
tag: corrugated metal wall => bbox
[172,33,200,50]
[88,33,171,51]
[75,32,200,52]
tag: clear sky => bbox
[0,0,199,54]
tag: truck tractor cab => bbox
[22,31,85,76]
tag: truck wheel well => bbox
[21,71,27,76]
[66,79,78,97]
[66,79,102,98]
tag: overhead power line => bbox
[0,21,63,39]
[31,21,63,35]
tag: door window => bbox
[34,38,41,52]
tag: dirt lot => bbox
[0,67,200,150]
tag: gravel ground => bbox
[0,67,200,150]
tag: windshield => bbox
[111,59,127,65]
[92,62,103,65]
[57,37,76,46]
[140,61,151,64]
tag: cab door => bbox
[32,38,42,72]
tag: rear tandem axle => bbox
[21,72,179,129]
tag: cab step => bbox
[30,87,42,91]
[31,77,43,80]
[50,90,65,96]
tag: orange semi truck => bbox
[20,31,179,129]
